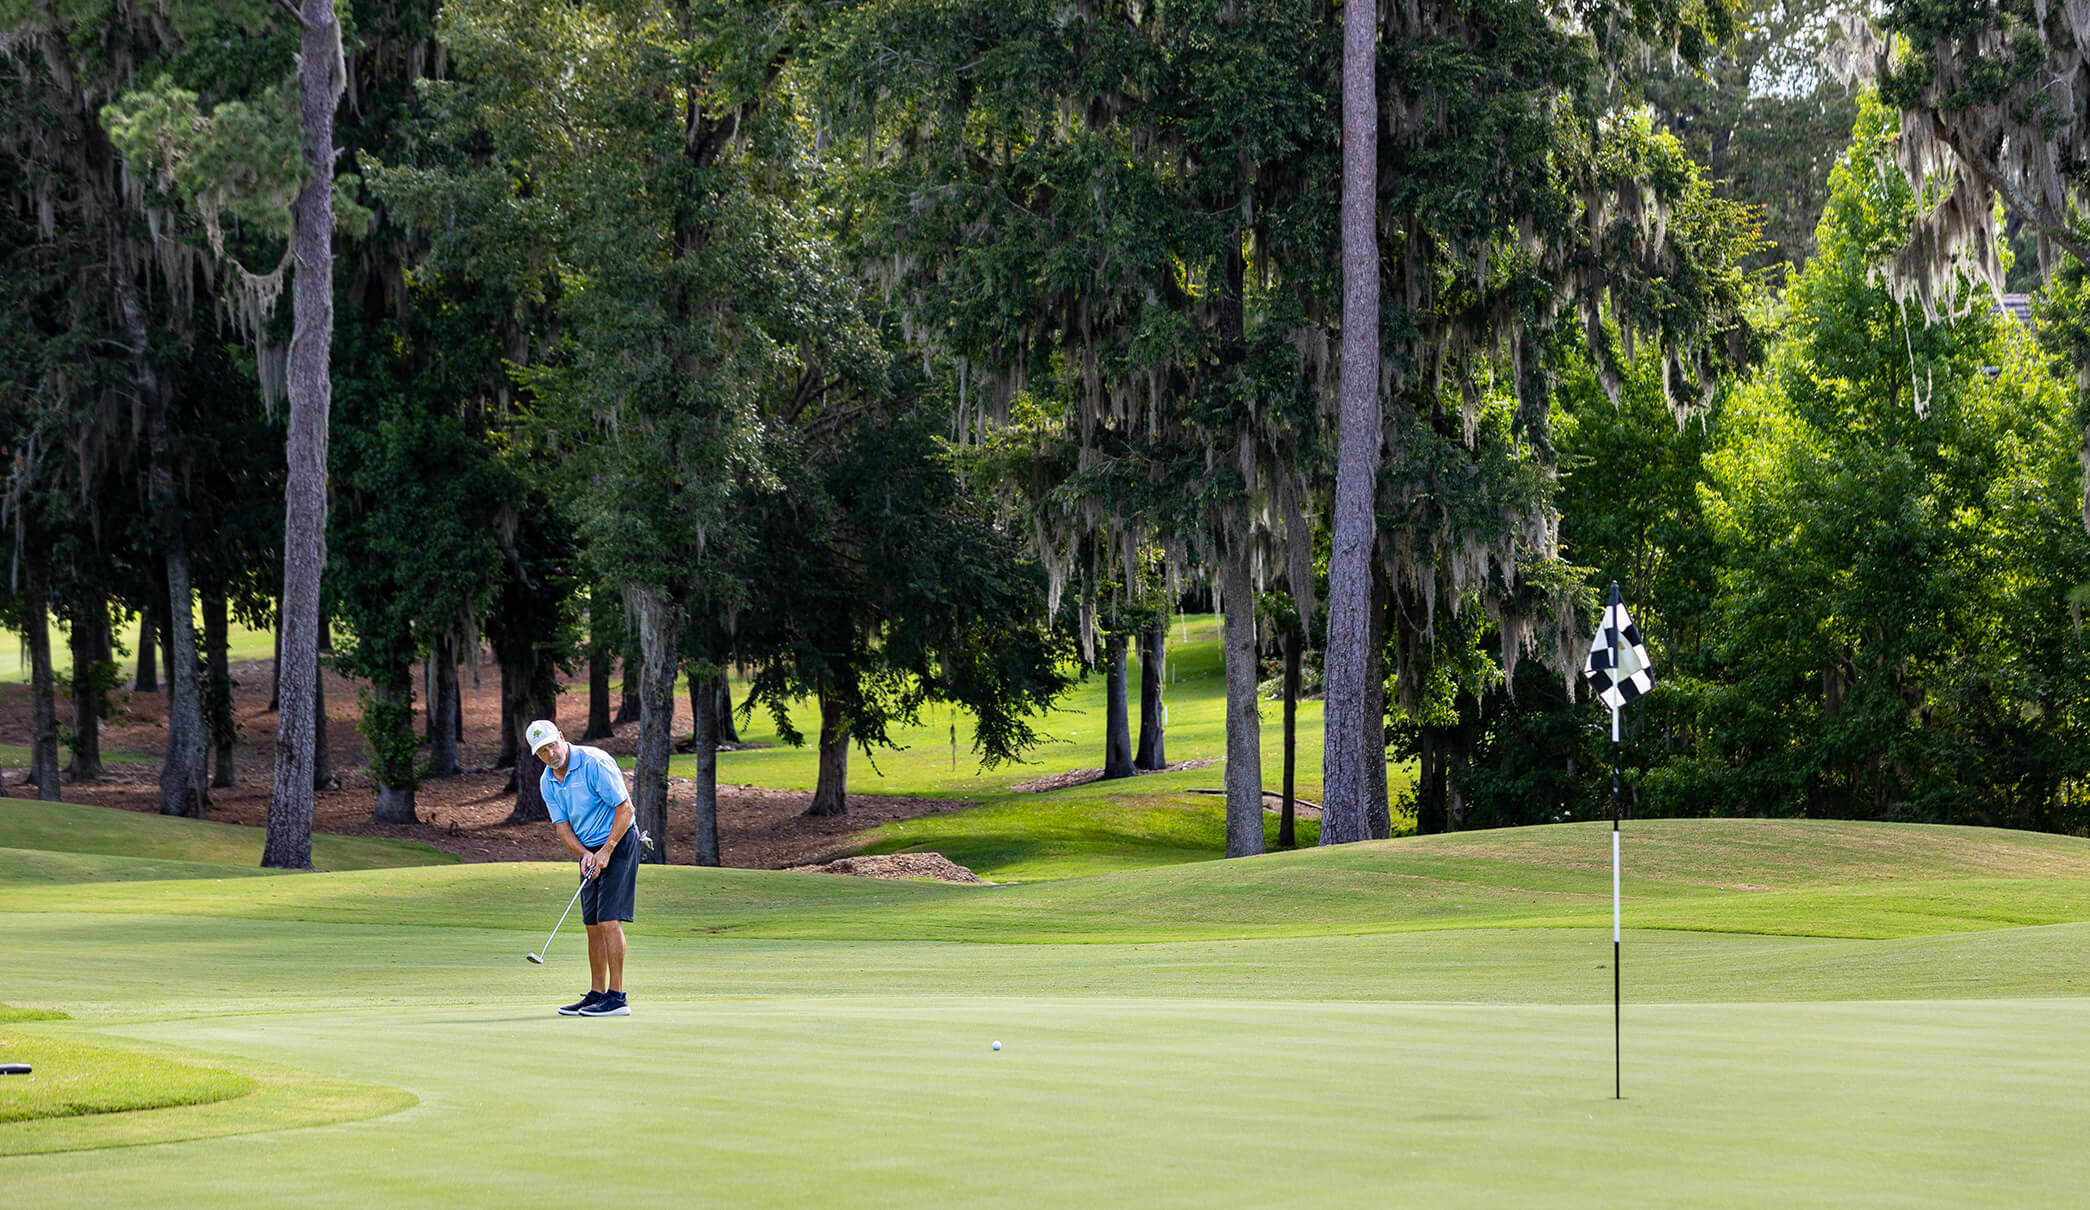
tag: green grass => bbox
[0,745,151,769]
[861,791,1321,880]
[9,818,2081,943]
[3,614,2087,1204]
[689,615,1346,794]
[657,615,1359,878]
[0,615,274,686]
[0,1005,68,1024]
[0,800,458,875]
[0,817,2085,1205]
[0,1032,255,1124]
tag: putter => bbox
[526,876,584,965]
[524,829,654,965]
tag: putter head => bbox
[525,953,543,964]
[639,829,655,853]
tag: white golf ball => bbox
[991,1040,1001,1051]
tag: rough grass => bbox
[0,1031,255,1124]
[0,1004,69,1024]
[0,1036,414,1157]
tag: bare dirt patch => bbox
[0,653,975,872]
[786,852,985,883]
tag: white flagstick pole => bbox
[1612,700,1622,1101]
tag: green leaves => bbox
[102,75,303,252]
[1688,93,2090,827]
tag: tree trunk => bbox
[119,259,208,820]
[584,623,614,740]
[1280,625,1300,848]
[615,633,642,725]
[1135,616,1167,770]
[427,631,463,777]
[368,669,418,824]
[204,589,236,788]
[806,692,850,817]
[134,597,159,692]
[263,0,344,871]
[1102,630,1135,779]
[499,637,557,822]
[24,553,63,801]
[691,669,721,866]
[1219,538,1266,858]
[67,596,104,782]
[508,716,551,822]
[1321,0,1383,847]
[713,673,739,744]
[627,586,678,862]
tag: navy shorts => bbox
[580,830,639,925]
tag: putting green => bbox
[0,930,2083,1207]
[2,818,2085,1206]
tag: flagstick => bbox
[1611,701,1622,1101]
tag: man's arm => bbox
[554,821,589,862]
[584,798,635,877]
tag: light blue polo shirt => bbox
[540,744,628,847]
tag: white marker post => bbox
[1582,581,1655,1102]
[1611,701,1622,1101]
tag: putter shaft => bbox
[529,877,585,964]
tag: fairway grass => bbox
[658,614,1386,878]
[0,800,457,874]
[9,818,2085,943]
[3,817,2086,1206]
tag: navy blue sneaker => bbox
[558,990,605,1016]
[579,991,629,1017]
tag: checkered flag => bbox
[1582,581,1654,711]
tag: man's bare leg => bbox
[586,922,609,993]
[602,920,626,993]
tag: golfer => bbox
[526,719,638,1017]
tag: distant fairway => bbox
[3,806,2086,1207]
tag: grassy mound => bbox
[0,800,455,875]
[0,1034,415,1157]
[5,817,2084,944]
[0,1031,255,1124]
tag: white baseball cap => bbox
[524,720,560,755]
